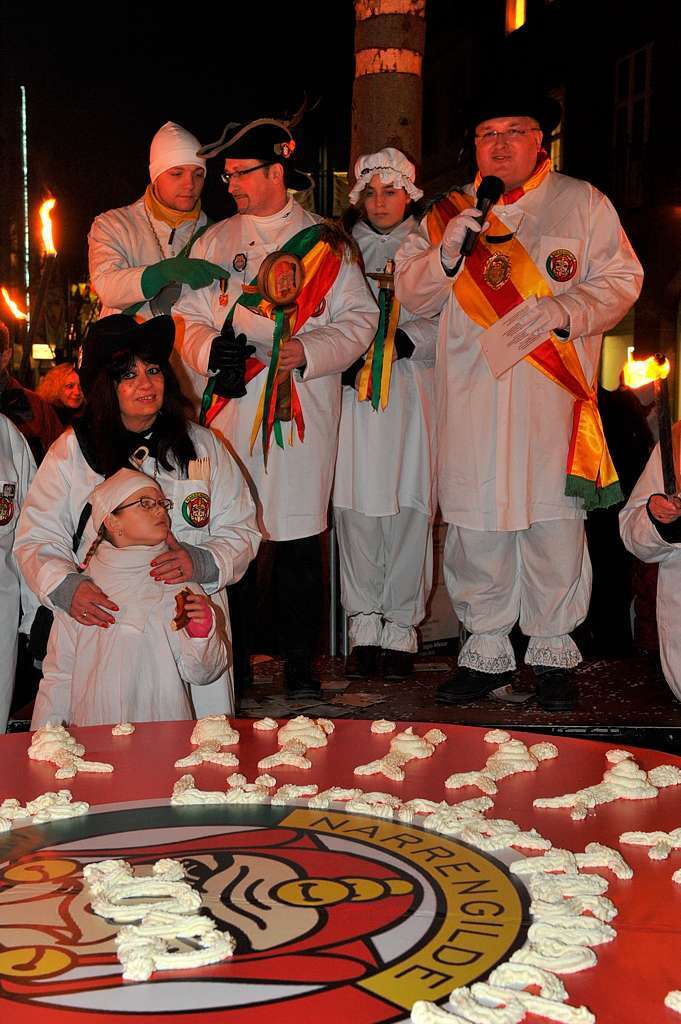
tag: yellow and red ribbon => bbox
[357,289,400,411]
[200,224,342,464]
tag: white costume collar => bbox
[241,195,295,228]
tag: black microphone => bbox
[460,175,504,257]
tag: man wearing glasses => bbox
[176,118,377,700]
[395,89,643,712]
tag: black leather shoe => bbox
[344,645,379,678]
[284,657,322,698]
[535,669,578,712]
[436,667,511,705]
[382,649,414,680]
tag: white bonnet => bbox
[349,146,423,205]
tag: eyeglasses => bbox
[475,127,541,144]
[221,162,272,185]
[114,497,173,513]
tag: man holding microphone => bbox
[395,88,643,711]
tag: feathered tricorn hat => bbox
[199,104,313,193]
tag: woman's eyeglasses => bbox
[114,497,173,513]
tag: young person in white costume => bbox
[334,148,437,680]
[15,315,260,718]
[395,88,642,711]
[88,121,226,405]
[31,469,228,728]
[620,426,681,703]
[0,414,36,732]
[175,116,377,698]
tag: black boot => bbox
[535,668,578,711]
[381,649,414,680]
[436,666,511,705]
[345,645,379,678]
[284,656,322,699]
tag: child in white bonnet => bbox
[31,468,228,728]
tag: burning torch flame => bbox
[622,346,670,389]
[39,198,57,256]
[1,287,28,321]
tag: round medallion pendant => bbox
[483,251,512,290]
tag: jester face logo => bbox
[0,806,525,1021]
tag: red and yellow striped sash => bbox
[426,187,622,509]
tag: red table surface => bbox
[1,719,680,1024]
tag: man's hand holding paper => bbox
[478,295,570,378]
[513,295,570,340]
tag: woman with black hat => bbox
[15,314,260,717]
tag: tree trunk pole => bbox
[350,0,426,181]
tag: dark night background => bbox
[4,0,681,739]
[1,0,678,363]
[1,0,356,278]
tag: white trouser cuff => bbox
[348,613,383,649]
[458,633,516,674]
[525,634,582,669]
[381,621,418,654]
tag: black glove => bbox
[394,328,415,360]
[341,357,365,389]
[208,320,255,371]
[209,320,255,399]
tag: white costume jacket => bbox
[395,172,643,532]
[15,423,260,716]
[32,542,228,728]
[88,197,212,406]
[175,197,378,541]
[620,439,681,701]
[88,198,210,318]
[333,216,437,518]
[0,415,36,730]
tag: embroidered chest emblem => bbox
[181,492,210,528]
[0,496,14,526]
[0,483,16,526]
[546,248,577,282]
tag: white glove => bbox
[440,208,487,263]
[515,296,570,340]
